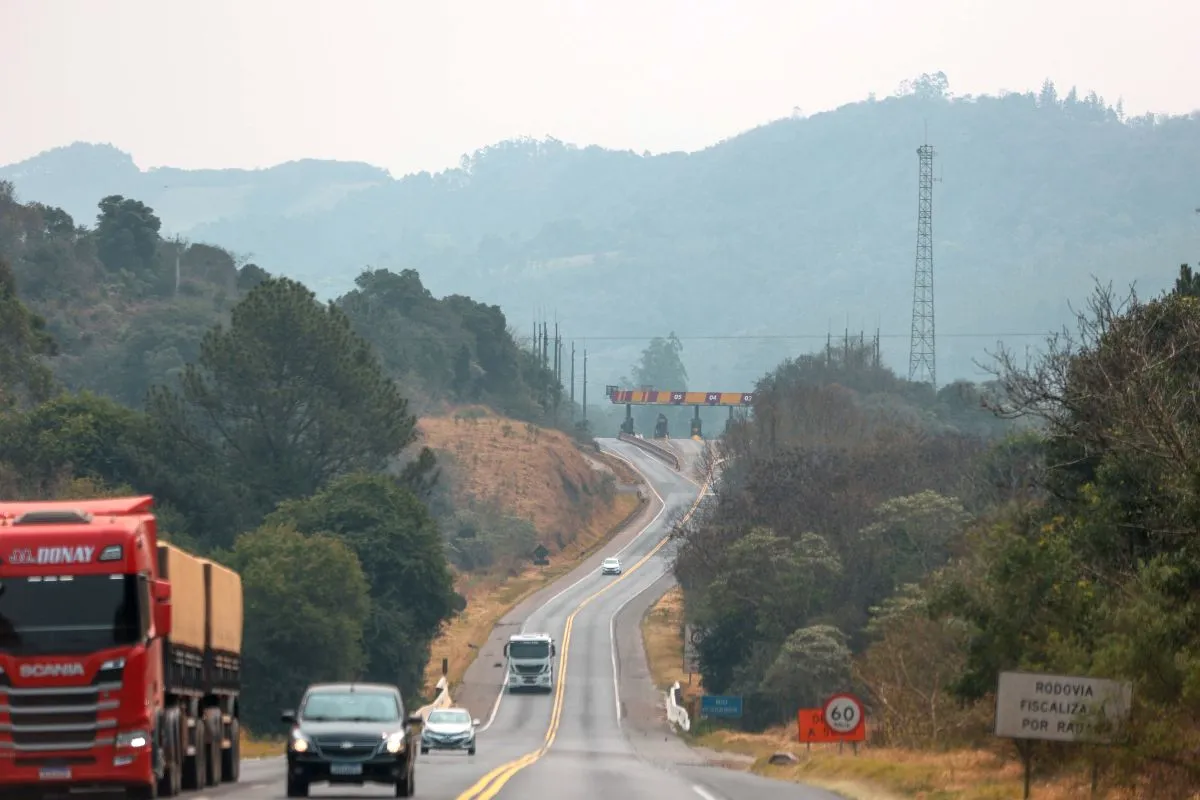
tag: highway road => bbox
[210,437,838,800]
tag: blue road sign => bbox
[699,694,743,719]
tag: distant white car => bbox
[601,557,622,575]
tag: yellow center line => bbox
[456,465,712,800]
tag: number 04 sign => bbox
[823,693,865,735]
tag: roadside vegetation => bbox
[668,263,1200,796]
[0,185,604,740]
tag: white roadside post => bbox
[994,671,1133,799]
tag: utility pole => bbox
[582,349,588,423]
[570,342,576,408]
[173,235,186,296]
[908,141,937,388]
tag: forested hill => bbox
[0,186,567,427]
[5,74,1199,388]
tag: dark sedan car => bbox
[282,682,421,797]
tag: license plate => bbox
[39,767,71,780]
[330,763,363,776]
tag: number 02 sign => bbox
[823,693,864,734]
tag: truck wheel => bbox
[158,708,183,797]
[221,717,240,782]
[286,775,309,798]
[182,720,205,791]
[205,710,222,787]
[128,781,157,800]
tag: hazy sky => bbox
[2,0,1197,177]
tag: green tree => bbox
[149,277,416,523]
[0,391,148,494]
[624,332,688,434]
[759,625,853,721]
[223,523,371,735]
[0,257,56,408]
[631,332,687,389]
[266,472,459,695]
[95,195,162,276]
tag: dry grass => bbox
[239,730,283,759]
[691,726,1165,799]
[641,585,705,704]
[418,407,621,548]
[645,591,1145,799]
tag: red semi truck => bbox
[0,496,244,799]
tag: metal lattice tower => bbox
[908,144,936,387]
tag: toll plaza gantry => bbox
[605,387,755,439]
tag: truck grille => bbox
[312,734,382,760]
[0,674,121,753]
[514,664,544,675]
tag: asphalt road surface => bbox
[211,437,838,800]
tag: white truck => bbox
[503,633,557,692]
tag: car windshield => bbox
[604,559,618,565]
[509,641,550,659]
[426,710,470,725]
[301,691,399,722]
[0,574,143,655]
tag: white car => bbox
[601,557,622,575]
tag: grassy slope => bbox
[639,589,1123,800]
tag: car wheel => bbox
[421,747,428,755]
[468,746,476,756]
[395,764,413,797]
[286,775,309,798]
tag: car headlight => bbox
[116,730,149,749]
[290,730,311,753]
[385,732,406,754]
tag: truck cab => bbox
[0,496,242,800]
[0,499,172,797]
[503,633,556,692]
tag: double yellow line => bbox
[455,465,710,800]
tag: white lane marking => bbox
[609,564,671,726]
[478,442,668,733]
[693,786,721,800]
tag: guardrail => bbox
[666,680,690,732]
[416,676,451,720]
[616,432,682,470]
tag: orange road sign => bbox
[606,389,755,406]
[797,707,865,743]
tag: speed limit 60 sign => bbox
[823,693,865,735]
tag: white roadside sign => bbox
[995,671,1132,743]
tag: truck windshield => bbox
[0,574,142,655]
[509,641,550,659]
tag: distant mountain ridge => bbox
[4,77,1199,389]
[0,142,391,233]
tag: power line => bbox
[359,331,1064,343]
